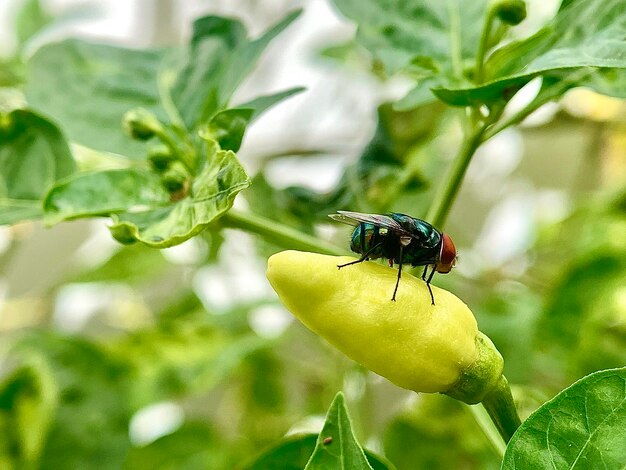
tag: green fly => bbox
[329,211,457,304]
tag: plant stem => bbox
[425,128,483,228]
[447,1,463,79]
[481,375,521,443]
[468,404,506,457]
[475,5,497,84]
[222,209,345,256]
[424,1,505,228]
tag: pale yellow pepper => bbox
[267,250,505,404]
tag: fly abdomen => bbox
[350,223,384,259]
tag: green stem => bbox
[468,404,506,457]
[222,209,345,256]
[447,1,463,79]
[425,128,483,228]
[425,0,498,220]
[475,5,497,84]
[481,375,521,443]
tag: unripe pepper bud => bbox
[122,108,162,141]
[148,145,175,172]
[161,161,188,193]
[492,0,526,25]
[267,251,504,404]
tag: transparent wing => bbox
[329,210,413,236]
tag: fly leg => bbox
[337,243,382,269]
[425,265,436,305]
[421,265,428,281]
[391,246,403,301]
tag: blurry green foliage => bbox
[0,0,624,468]
[125,422,228,470]
[383,395,498,470]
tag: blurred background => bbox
[0,0,625,468]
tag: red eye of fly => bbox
[437,233,456,274]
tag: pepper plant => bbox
[0,0,625,468]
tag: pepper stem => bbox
[222,209,345,256]
[480,374,521,443]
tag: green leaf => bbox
[213,10,302,113]
[15,0,52,47]
[502,367,626,469]
[244,434,319,470]
[0,109,76,224]
[206,108,254,152]
[0,58,24,87]
[25,38,165,158]
[206,87,305,152]
[43,169,171,225]
[393,77,438,111]
[244,433,394,470]
[435,0,626,106]
[0,363,58,468]
[71,244,169,283]
[330,0,488,105]
[169,10,302,129]
[237,87,306,119]
[124,422,228,470]
[42,138,249,247]
[109,145,250,247]
[304,393,373,470]
[581,68,626,99]
[332,0,487,73]
[168,16,247,129]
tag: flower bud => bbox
[266,251,504,403]
[493,0,527,25]
[160,161,188,193]
[122,108,162,141]
[148,145,175,172]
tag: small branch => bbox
[475,6,497,84]
[447,2,463,79]
[481,375,522,443]
[222,209,345,256]
[425,128,484,229]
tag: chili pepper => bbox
[266,250,504,404]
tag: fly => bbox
[329,210,457,304]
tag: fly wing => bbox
[328,213,360,226]
[329,211,413,236]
